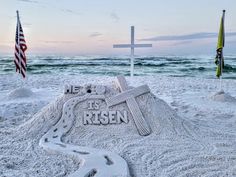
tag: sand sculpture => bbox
[39,76,153,176]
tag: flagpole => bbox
[220,50,223,91]
[219,47,223,91]
[16,11,21,77]
[16,10,22,87]
[220,74,222,91]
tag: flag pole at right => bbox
[215,10,225,91]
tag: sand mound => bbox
[19,78,185,139]
[211,90,236,102]
[7,87,34,99]
[16,76,191,177]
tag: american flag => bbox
[14,11,27,78]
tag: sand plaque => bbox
[83,100,129,125]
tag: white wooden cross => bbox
[106,76,152,136]
[113,26,152,77]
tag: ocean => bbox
[0,55,235,79]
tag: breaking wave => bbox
[0,55,235,79]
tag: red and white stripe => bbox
[14,11,27,78]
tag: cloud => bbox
[171,40,193,46]
[139,32,236,42]
[61,9,81,15]
[17,0,38,3]
[42,40,75,44]
[110,12,120,22]
[89,32,103,38]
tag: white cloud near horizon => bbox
[140,32,236,42]
[41,40,75,44]
[110,12,120,22]
[89,32,103,38]
[61,8,81,16]
[17,0,38,3]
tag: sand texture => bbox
[0,75,236,177]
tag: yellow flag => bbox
[215,10,225,78]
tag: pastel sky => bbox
[0,0,236,56]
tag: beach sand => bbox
[0,74,236,177]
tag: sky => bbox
[0,0,236,56]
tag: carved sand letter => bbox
[117,111,128,124]
[83,111,92,125]
[106,76,152,136]
[100,111,109,125]
[109,111,117,124]
[93,111,100,125]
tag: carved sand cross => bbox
[106,76,152,136]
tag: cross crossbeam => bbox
[113,44,152,48]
